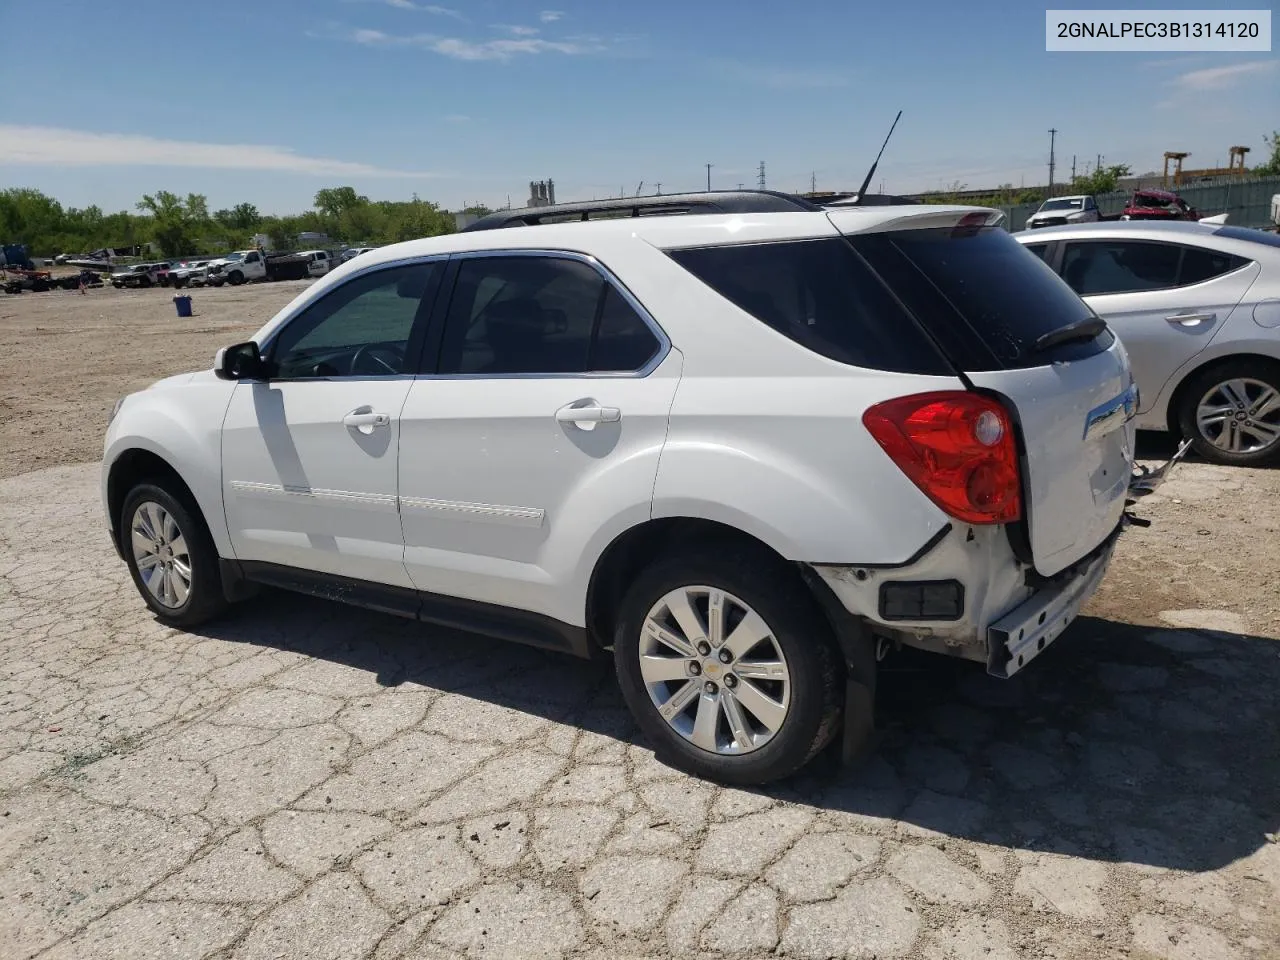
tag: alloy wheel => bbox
[130,500,192,609]
[1196,378,1280,454]
[638,585,791,755]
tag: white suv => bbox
[103,192,1140,784]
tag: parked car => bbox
[1121,189,1200,222]
[341,246,377,262]
[110,263,168,288]
[169,260,211,289]
[1017,220,1280,466]
[206,249,267,286]
[1025,194,1101,229]
[104,192,1145,785]
[296,249,334,277]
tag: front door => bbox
[221,259,443,587]
[1058,238,1258,411]
[397,252,680,625]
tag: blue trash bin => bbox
[173,295,193,318]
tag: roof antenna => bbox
[851,110,902,205]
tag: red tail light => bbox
[862,392,1021,525]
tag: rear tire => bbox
[613,549,843,785]
[121,482,228,628]
[1177,359,1280,467]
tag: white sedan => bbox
[1017,221,1280,465]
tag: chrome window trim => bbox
[425,247,672,381]
[252,253,453,382]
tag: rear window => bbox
[667,238,951,375]
[847,226,1112,370]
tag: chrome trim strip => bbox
[1083,383,1138,441]
[400,495,545,527]
[229,480,398,508]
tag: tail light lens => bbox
[863,392,1021,525]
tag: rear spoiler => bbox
[826,206,1005,235]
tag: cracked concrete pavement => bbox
[2,284,1279,959]
[2,462,1278,960]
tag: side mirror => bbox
[215,341,266,380]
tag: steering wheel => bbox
[349,343,405,376]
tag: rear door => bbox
[396,251,680,624]
[1054,238,1258,412]
[832,210,1135,577]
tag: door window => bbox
[437,255,661,375]
[1061,240,1247,296]
[267,261,437,379]
[1060,241,1181,295]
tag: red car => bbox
[1121,188,1200,222]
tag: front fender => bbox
[102,381,236,555]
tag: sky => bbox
[0,0,1276,215]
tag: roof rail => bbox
[459,190,822,232]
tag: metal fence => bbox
[995,175,1280,232]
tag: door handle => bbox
[343,409,390,434]
[1165,312,1216,327]
[556,400,621,429]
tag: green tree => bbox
[314,186,369,221]
[1069,163,1132,196]
[1254,131,1280,176]
[136,191,209,257]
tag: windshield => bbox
[1132,193,1173,208]
[1040,198,1084,211]
[223,252,245,262]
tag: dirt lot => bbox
[1,284,1278,960]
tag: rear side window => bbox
[1060,240,1248,295]
[848,226,1110,370]
[1023,243,1049,261]
[667,238,951,375]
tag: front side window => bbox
[437,255,660,375]
[268,262,437,379]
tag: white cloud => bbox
[348,0,465,18]
[0,126,438,177]
[331,24,600,59]
[539,10,564,22]
[495,24,540,36]
[712,59,852,90]
[1173,59,1277,90]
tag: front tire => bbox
[228,270,244,286]
[121,482,228,627]
[614,549,843,785]
[1177,359,1280,466]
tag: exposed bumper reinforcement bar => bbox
[987,543,1114,679]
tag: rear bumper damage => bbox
[808,440,1190,678]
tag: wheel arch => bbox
[585,516,829,652]
[106,448,202,553]
[1163,352,1280,436]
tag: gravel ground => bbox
[1,284,1278,960]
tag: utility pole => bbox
[737,183,744,190]
[1096,153,1103,175]
[655,182,662,195]
[811,171,817,193]
[1047,128,1058,196]
[758,161,766,190]
[1071,155,1077,181]
[705,163,713,191]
